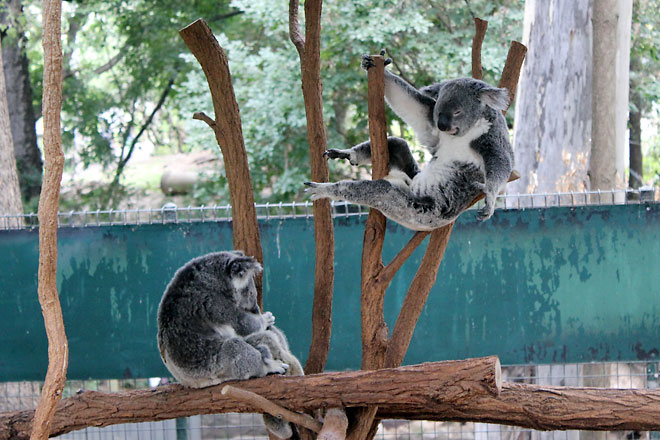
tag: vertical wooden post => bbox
[31,0,68,439]
[289,0,336,375]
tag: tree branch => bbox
[289,0,335,375]
[471,18,488,80]
[31,1,67,439]
[318,408,348,440]
[179,18,264,305]
[288,0,305,57]
[221,386,322,433]
[378,231,429,286]
[498,41,527,114]
[0,358,502,440]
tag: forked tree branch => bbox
[179,19,264,305]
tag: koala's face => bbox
[433,78,509,137]
[223,251,262,310]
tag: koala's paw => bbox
[361,50,392,71]
[265,359,289,376]
[472,181,487,193]
[262,311,275,327]
[476,194,496,222]
[303,182,333,201]
[361,54,375,71]
[323,149,350,161]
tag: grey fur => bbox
[306,55,514,231]
[157,250,303,439]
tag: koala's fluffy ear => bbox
[479,86,510,111]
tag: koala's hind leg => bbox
[324,137,420,180]
[245,329,303,376]
[304,179,444,231]
[219,337,288,381]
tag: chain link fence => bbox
[2,361,658,439]
[1,188,658,230]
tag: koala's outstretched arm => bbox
[324,137,421,180]
[305,179,453,231]
[361,55,437,148]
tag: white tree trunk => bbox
[510,0,593,198]
[0,38,24,224]
[590,0,629,193]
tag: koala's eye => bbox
[453,110,462,116]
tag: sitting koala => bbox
[305,53,514,231]
[157,250,303,439]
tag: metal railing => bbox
[1,187,657,230]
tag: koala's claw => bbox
[265,360,289,376]
[476,203,495,222]
[303,182,331,201]
[262,311,275,327]
[323,149,350,161]
[361,54,375,71]
[361,51,392,71]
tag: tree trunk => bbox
[0,0,43,202]
[0,37,23,222]
[590,0,627,192]
[628,68,643,189]
[510,0,592,196]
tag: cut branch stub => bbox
[179,19,264,304]
[471,18,488,80]
[498,40,527,114]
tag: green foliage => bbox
[20,0,524,208]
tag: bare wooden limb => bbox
[179,19,264,305]
[288,0,335,375]
[192,111,216,128]
[16,359,660,436]
[221,386,322,433]
[30,1,68,439]
[471,18,488,80]
[498,41,527,114]
[384,225,453,368]
[318,408,349,440]
[378,231,430,285]
[288,0,305,57]
[0,358,502,440]
[347,54,391,440]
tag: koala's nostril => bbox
[437,114,451,131]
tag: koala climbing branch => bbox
[471,17,488,80]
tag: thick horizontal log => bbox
[379,382,660,431]
[4,356,660,438]
[0,357,500,440]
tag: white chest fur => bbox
[410,118,490,195]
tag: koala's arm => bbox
[471,127,514,221]
[324,137,421,180]
[362,55,437,148]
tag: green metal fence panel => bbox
[1,203,658,381]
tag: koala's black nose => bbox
[437,114,451,131]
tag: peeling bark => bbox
[511,0,592,196]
